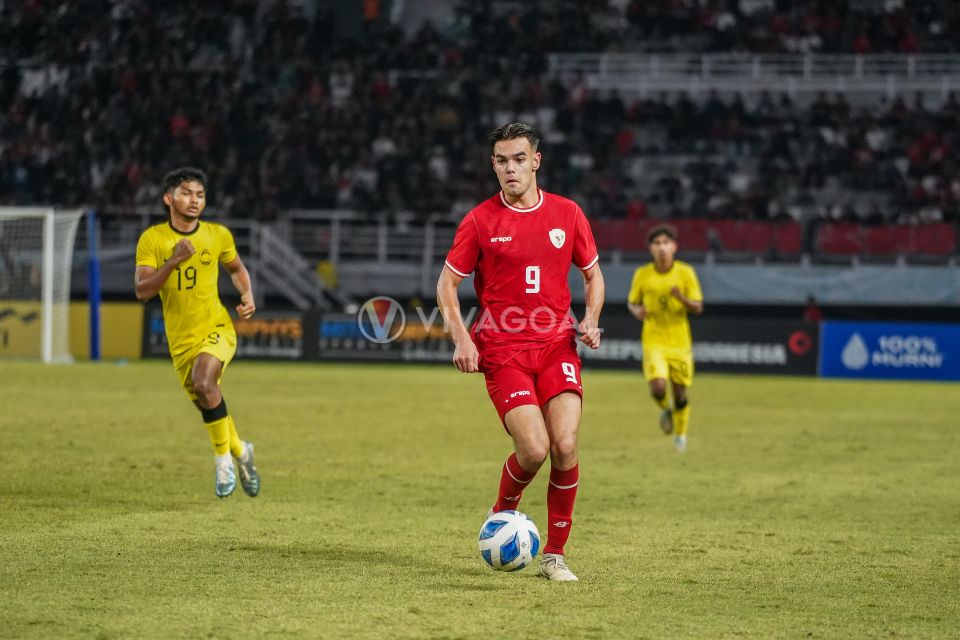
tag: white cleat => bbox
[674,434,687,453]
[538,553,579,582]
[215,457,237,498]
[235,441,260,497]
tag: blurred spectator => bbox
[1,0,959,228]
[803,295,824,323]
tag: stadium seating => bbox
[815,222,957,257]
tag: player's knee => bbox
[650,381,667,399]
[550,437,577,464]
[192,378,219,403]
[516,443,549,470]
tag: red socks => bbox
[492,456,580,556]
[493,453,536,512]
[545,464,579,555]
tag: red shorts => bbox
[481,337,583,423]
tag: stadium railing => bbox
[548,53,960,98]
[83,207,349,311]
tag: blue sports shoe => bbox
[236,442,260,497]
[215,458,237,498]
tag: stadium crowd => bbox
[1,0,959,229]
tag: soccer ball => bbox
[478,510,541,571]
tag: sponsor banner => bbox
[142,303,306,360]
[143,304,168,357]
[820,321,960,381]
[234,313,305,359]
[579,315,819,375]
[318,302,819,376]
[319,310,452,362]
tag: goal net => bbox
[0,208,84,363]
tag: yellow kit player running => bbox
[627,224,703,452]
[135,167,260,497]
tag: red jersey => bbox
[444,188,599,354]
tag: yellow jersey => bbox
[135,221,238,357]
[627,260,703,352]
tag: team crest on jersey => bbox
[199,249,213,265]
[549,228,566,249]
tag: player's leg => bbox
[539,392,581,581]
[668,353,694,453]
[485,362,548,513]
[535,343,584,581]
[187,329,260,497]
[188,352,237,497]
[493,405,550,513]
[644,347,673,434]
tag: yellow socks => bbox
[200,399,238,457]
[654,394,670,410]
[205,417,231,456]
[673,404,691,437]
[227,415,245,458]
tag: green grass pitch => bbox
[1,359,957,639]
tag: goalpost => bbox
[0,207,85,363]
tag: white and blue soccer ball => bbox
[478,510,541,571]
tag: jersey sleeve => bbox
[572,206,599,270]
[683,265,703,301]
[135,230,158,268]
[444,212,479,277]
[627,267,645,305]
[218,225,238,264]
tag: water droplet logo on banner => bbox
[841,333,869,370]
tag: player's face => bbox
[491,138,541,199]
[163,180,206,221]
[649,234,677,266]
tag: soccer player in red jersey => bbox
[437,123,605,581]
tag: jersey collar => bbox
[168,219,201,236]
[499,188,544,213]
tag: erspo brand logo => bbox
[357,296,406,344]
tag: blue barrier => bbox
[820,321,960,381]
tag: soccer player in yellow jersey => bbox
[135,167,260,498]
[627,224,703,452]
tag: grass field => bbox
[1,359,958,639]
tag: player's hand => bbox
[171,239,195,264]
[578,318,602,350]
[453,338,480,373]
[630,304,646,321]
[236,293,256,319]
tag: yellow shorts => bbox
[642,346,694,387]
[171,326,238,401]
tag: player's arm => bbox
[669,286,703,315]
[437,266,479,373]
[578,263,604,349]
[223,256,256,319]
[134,238,194,301]
[627,269,645,320]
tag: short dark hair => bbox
[489,122,541,152]
[162,167,208,193]
[647,224,677,244]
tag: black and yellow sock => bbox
[674,398,690,437]
[201,400,231,456]
[654,394,670,411]
[227,415,245,459]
